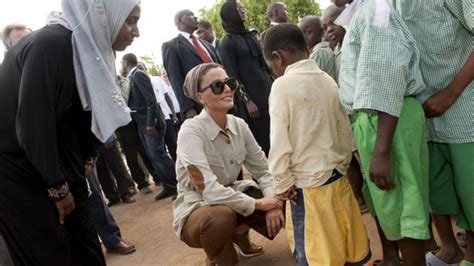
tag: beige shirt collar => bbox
[197,109,238,141]
[284,59,323,75]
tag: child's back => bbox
[263,24,371,266]
[269,59,352,190]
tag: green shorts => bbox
[352,97,430,241]
[429,142,474,231]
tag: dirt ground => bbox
[105,184,384,266]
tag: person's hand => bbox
[265,208,285,238]
[146,127,157,136]
[255,196,284,211]
[55,192,75,224]
[172,114,179,125]
[278,186,298,205]
[422,87,459,117]
[369,151,395,191]
[245,100,260,119]
[186,108,198,119]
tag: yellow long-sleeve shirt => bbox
[268,59,353,194]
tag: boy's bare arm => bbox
[423,52,474,117]
[371,112,399,191]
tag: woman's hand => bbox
[265,208,285,238]
[245,100,260,119]
[255,196,283,211]
[55,192,75,224]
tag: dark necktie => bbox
[190,35,212,63]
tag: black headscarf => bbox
[220,0,271,74]
[220,0,248,35]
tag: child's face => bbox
[323,20,345,46]
[299,24,321,50]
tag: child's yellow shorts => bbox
[286,172,371,266]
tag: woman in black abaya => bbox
[0,0,141,264]
[219,0,274,156]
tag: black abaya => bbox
[0,24,105,266]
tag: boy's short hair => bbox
[122,53,138,66]
[262,23,307,59]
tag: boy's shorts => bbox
[352,97,430,241]
[286,171,371,266]
[429,142,474,231]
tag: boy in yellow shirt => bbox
[263,23,370,266]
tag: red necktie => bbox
[190,35,212,63]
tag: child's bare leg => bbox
[375,218,400,266]
[424,217,438,251]
[347,156,364,205]
[465,230,474,263]
[397,238,425,266]
[432,213,464,263]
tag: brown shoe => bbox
[106,240,136,255]
[233,233,263,258]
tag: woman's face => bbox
[236,1,247,22]
[198,67,235,112]
[112,5,141,51]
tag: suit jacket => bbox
[214,38,221,52]
[162,34,220,114]
[128,68,164,128]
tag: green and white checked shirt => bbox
[334,44,342,84]
[392,0,474,143]
[310,42,337,82]
[338,0,425,118]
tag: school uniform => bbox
[339,0,430,241]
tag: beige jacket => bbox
[173,110,275,237]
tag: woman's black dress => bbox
[0,24,105,266]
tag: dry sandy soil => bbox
[105,184,384,266]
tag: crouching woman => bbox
[172,63,284,266]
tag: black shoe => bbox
[154,190,172,201]
[121,194,136,204]
[107,198,121,207]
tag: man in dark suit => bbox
[122,53,177,201]
[162,9,220,119]
[197,20,220,52]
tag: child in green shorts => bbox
[263,23,371,266]
[335,0,430,265]
[393,1,474,264]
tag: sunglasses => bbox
[199,78,240,95]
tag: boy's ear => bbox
[271,50,284,66]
